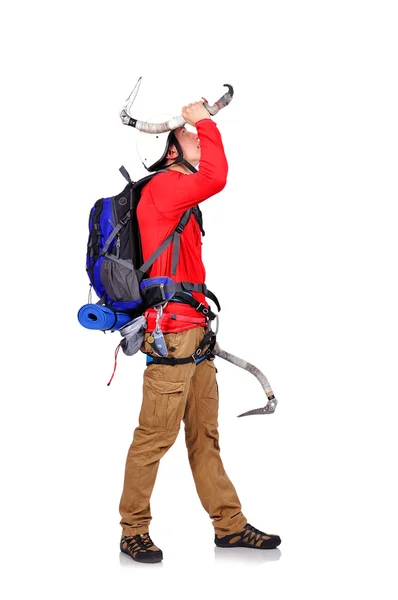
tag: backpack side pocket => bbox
[100,256,141,303]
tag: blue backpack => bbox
[86,166,207,317]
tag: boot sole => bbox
[120,548,163,563]
[215,538,281,550]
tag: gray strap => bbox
[138,231,175,275]
[171,209,192,276]
[139,209,192,277]
[192,205,205,236]
[106,254,135,271]
[171,231,181,275]
[119,165,132,183]
[101,219,128,256]
[163,282,206,295]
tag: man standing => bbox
[119,102,281,563]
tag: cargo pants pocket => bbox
[195,359,219,426]
[139,374,186,431]
[140,331,183,356]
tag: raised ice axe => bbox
[120,77,234,132]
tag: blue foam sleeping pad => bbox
[77,304,132,331]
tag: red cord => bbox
[107,343,121,386]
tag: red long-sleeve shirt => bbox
[137,118,228,333]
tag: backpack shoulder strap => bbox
[138,208,192,277]
[171,209,192,275]
[192,205,205,236]
[134,168,194,277]
[114,168,190,278]
[131,168,169,194]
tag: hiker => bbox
[118,101,281,563]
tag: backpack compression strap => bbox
[100,211,133,256]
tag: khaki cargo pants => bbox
[119,326,247,537]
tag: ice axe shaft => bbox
[120,78,234,131]
[212,342,278,417]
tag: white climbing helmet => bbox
[136,114,176,172]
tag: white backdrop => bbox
[1,1,397,598]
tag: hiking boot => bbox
[120,533,163,563]
[215,523,281,549]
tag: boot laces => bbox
[245,523,265,536]
[124,533,154,550]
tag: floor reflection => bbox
[119,547,282,567]
[214,546,282,565]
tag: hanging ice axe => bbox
[120,77,234,131]
[212,343,278,417]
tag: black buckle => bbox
[120,212,131,226]
[195,302,209,315]
[159,283,166,301]
[176,223,185,234]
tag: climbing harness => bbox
[139,292,278,418]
